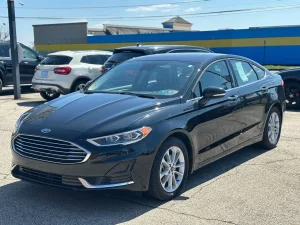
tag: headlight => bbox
[87,126,152,146]
[14,110,32,132]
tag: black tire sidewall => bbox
[285,82,300,109]
[40,91,60,101]
[262,107,282,149]
[148,137,189,201]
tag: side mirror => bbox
[202,87,226,99]
[37,55,44,61]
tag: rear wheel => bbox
[40,91,60,101]
[147,137,189,201]
[285,81,300,110]
[260,107,282,149]
[72,79,89,92]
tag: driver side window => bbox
[23,47,37,59]
[191,60,233,99]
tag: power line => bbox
[0,0,212,9]
[0,3,298,21]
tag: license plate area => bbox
[41,71,48,78]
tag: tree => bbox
[0,24,9,41]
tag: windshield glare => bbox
[87,60,199,98]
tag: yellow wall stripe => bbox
[35,37,300,52]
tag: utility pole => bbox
[7,0,21,99]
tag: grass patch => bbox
[264,65,296,70]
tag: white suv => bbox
[32,50,112,101]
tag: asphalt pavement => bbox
[0,89,299,225]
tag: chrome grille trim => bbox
[12,134,91,164]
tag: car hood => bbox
[21,92,177,137]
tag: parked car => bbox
[276,68,300,109]
[0,42,44,91]
[101,44,213,73]
[32,50,112,101]
[11,53,285,201]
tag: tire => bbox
[285,81,300,110]
[260,107,282,149]
[40,91,60,101]
[0,78,3,92]
[71,79,89,92]
[147,137,189,201]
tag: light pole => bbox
[7,0,22,99]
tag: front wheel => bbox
[40,91,60,101]
[147,137,189,201]
[260,107,282,149]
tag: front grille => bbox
[18,167,82,187]
[13,135,89,164]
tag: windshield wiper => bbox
[119,92,157,99]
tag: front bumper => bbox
[11,132,157,192]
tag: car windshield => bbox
[87,60,199,98]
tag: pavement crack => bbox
[108,196,238,225]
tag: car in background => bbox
[101,44,213,73]
[12,53,285,200]
[0,42,44,91]
[276,68,300,109]
[32,50,112,101]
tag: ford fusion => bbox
[11,53,285,200]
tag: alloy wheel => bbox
[160,146,185,193]
[76,83,86,92]
[268,112,280,144]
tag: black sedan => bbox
[276,68,300,109]
[11,53,285,201]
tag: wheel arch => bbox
[70,76,91,91]
[154,129,195,175]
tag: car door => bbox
[19,46,41,84]
[187,60,244,166]
[228,59,268,144]
[81,54,111,79]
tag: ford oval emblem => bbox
[41,128,51,133]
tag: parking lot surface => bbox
[0,89,299,225]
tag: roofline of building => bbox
[33,22,88,27]
[102,24,172,31]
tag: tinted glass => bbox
[104,52,145,69]
[81,55,110,65]
[40,56,73,65]
[23,47,37,59]
[230,60,258,86]
[87,60,199,98]
[200,60,233,91]
[0,44,10,57]
[252,64,266,79]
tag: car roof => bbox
[48,50,112,57]
[129,52,256,64]
[114,45,212,53]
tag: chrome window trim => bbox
[78,178,134,189]
[12,134,91,165]
[187,58,235,102]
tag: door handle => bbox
[260,86,268,92]
[228,95,239,101]
[23,62,29,64]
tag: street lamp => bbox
[7,0,23,99]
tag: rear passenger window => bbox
[200,60,233,91]
[252,64,266,79]
[81,55,110,65]
[229,60,258,86]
